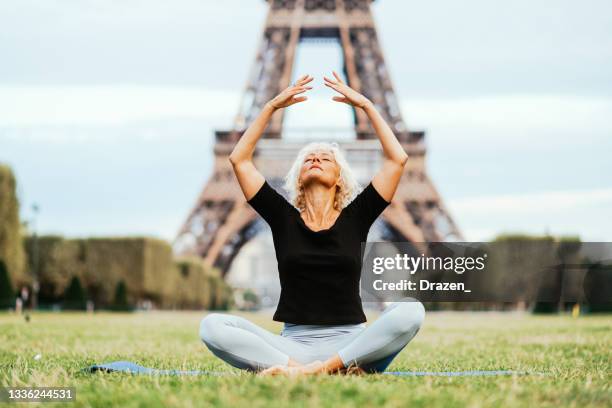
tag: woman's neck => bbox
[301,184,339,226]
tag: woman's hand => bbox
[324,71,371,109]
[267,74,314,110]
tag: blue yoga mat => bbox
[86,361,528,377]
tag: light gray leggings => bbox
[199,298,425,373]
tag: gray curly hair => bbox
[282,141,362,211]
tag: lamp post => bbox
[31,203,40,310]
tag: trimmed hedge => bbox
[170,256,232,310]
[23,236,231,310]
[0,260,15,308]
[112,280,130,311]
[82,237,174,307]
[62,276,87,310]
[23,236,85,303]
[171,256,210,309]
[491,234,589,314]
[0,164,27,288]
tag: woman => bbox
[199,72,425,376]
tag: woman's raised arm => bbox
[229,74,313,201]
[324,71,408,202]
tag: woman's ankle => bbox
[320,354,345,374]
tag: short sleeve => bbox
[247,180,292,230]
[346,182,391,234]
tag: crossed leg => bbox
[337,299,425,373]
[199,313,309,372]
[199,298,425,374]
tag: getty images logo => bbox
[371,253,488,275]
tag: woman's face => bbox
[299,149,340,189]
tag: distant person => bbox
[199,72,424,376]
[19,286,29,311]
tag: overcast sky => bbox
[1,0,611,242]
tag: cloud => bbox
[0,85,240,127]
[401,95,612,152]
[2,85,611,141]
[2,86,610,243]
[450,188,612,214]
[448,188,612,241]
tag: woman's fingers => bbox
[332,71,343,83]
[324,77,348,94]
[288,77,303,90]
[290,96,308,105]
[290,86,312,95]
[323,75,337,85]
[324,81,343,94]
[323,79,337,88]
[325,72,344,85]
[283,86,310,99]
[301,76,314,85]
[332,96,348,104]
[295,75,313,86]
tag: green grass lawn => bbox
[0,310,610,407]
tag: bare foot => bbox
[257,360,325,377]
[299,360,325,375]
[257,364,290,377]
[287,358,302,367]
[279,360,325,377]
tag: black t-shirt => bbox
[247,179,391,324]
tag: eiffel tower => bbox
[174,0,463,275]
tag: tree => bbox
[0,165,26,291]
[242,289,260,311]
[62,276,87,310]
[112,280,130,311]
[0,260,15,309]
